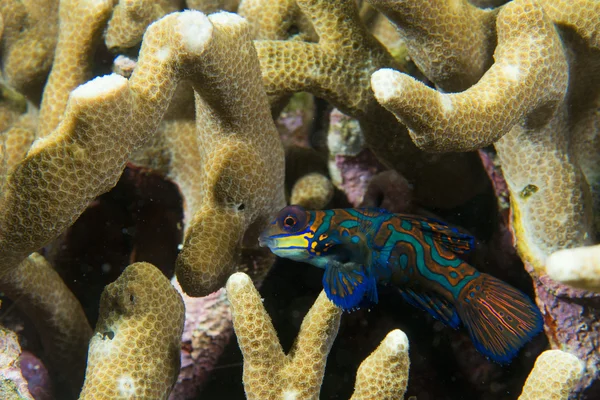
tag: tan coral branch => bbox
[371,0,567,152]
[79,262,185,399]
[350,329,410,400]
[546,245,600,292]
[226,272,341,399]
[226,272,410,400]
[1,253,92,397]
[37,0,114,138]
[105,0,183,51]
[173,11,285,297]
[0,10,221,273]
[368,0,498,92]
[518,350,584,400]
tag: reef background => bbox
[0,0,597,399]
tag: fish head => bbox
[259,205,316,263]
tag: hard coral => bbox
[0,0,59,100]
[1,253,91,397]
[226,272,410,400]
[252,0,487,209]
[370,0,596,270]
[518,350,584,400]
[172,11,285,297]
[79,262,185,399]
[370,0,600,393]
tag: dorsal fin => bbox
[397,287,460,329]
[400,214,475,255]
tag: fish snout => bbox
[258,233,272,248]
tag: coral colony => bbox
[0,0,597,399]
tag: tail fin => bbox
[456,274,543,364]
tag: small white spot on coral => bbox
[227,272,251,288]
[118,375,137,397]
[282,389,299,400]
[210,10,246,25]
[72,74,128,99]
[155,46,171,62]
[385,329,409,352]
[439,94,453,113]
[502,64,520,81]
[176,10,212,54]
[371,68,402,101]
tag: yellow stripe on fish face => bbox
[270,230,314,251]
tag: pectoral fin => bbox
[322,261,378,311]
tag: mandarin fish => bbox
[259,205,543,364]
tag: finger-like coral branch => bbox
[1,253,92,397]
[105,0,183,51]
[227,272,340,399]
[371,0,567,152]
[37,0,115,138]
[0,0,59,99]
[253,0,485,208]
[290,172,334,210]
[0,10,220,273]
[368,0,498,92]
[172,11,285,297]
[227,272,410,400]
[350,329,410,400]
[518,350,584,400]
[79,262,185,399]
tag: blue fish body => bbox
[259,205,543,364]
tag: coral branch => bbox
[546,245,600,292]
[371,0,567,152]
[0,10,219,273]
[518,350,584,400]
[79,262,185,399]
[1,253,92,397]
[227,272,410,400]
[350,329,410,400]
[254,0,485,208]
[173,11,285,297]
[38,0,114,138]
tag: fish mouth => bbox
[258,234,272,248]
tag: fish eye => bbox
[276,205,308,233]
[283,215,296,227]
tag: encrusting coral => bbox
[79,262,185,399]
[226,272,410,400]
[518,350,584,400]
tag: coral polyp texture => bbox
[0,0,598,398]
[226,272,410,400]
[369,0,600,393]
[79,262,185,399]
[518,350,584,400]
[170,11,285,297]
